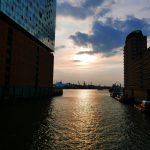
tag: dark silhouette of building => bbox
[0,1,56,98]
[124,30,150,102]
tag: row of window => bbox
[4,28,13,93]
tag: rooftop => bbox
[126,30,144,42]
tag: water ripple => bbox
[31,90,150,150]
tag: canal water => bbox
[0,90,150,150]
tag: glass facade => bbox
[0,0,56,50]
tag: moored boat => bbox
[134,100,150,112]
[109,82,123,101]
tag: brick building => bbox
[0,1,56,98]
[124,30,150,102]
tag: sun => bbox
[73,47,96,64]
[74,54,94,63]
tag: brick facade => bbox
[0,13,54,98]
[124,30,150,102]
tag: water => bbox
[0,90,150,150]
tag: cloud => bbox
[82,0,104,9]
[72,60,81,62]
[55,45,66,50]
[108,16,150,33]
[70,32,89,47]
[141,6,150,11]
[70,16,150,57]
[96,8,111,17]
[77,51,97,55]
[57,0,107,19]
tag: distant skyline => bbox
[54,0,150,86]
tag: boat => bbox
[134,100,150,112]
[109,82,123,101]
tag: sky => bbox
[54,0,150,86]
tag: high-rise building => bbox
[124,30,150,102]
[0,0,56,50]
[0,0,56,98]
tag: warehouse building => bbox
[124,30,150,102]
[0,0,56,98]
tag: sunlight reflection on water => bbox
[31,90,150,150]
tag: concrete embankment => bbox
[0,88,63,104]
[52,88,63,97]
